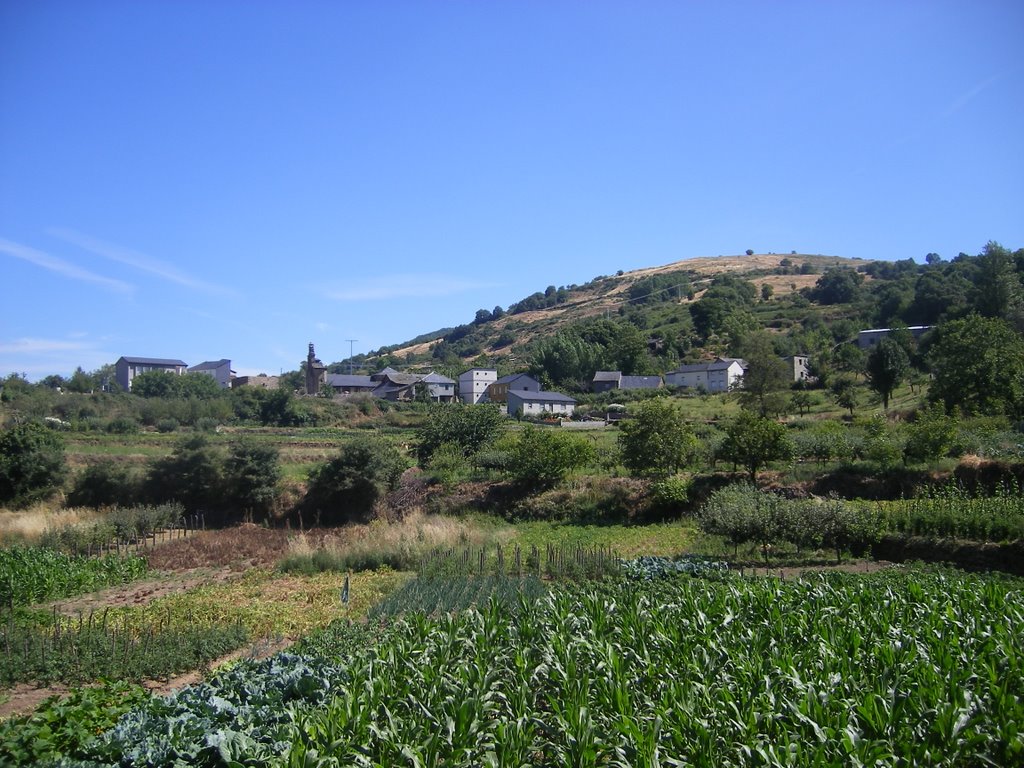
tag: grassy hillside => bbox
[357,252,870,373]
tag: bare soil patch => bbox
[143,523,322,571]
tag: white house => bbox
[507,389,577,418]
[665,358,746,393]
[188,359,234,389]
[458,368,498,404]
[115,356,187,391]
[782,355,811,383]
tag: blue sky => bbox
[2,1,1022,380]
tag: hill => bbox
[350,252,873,372]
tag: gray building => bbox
[507,389,577,418]
[115,356,187,391]
[188,359,234,388]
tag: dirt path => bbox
[46,567,237,616]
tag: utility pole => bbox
[346,339,358,375]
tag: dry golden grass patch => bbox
[285,510,512,564]
[0,504,105,545]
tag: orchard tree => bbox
[415,404,505,463]
[865,337,909,410]
[720,411,794,482]
[507,426,595,490]
[617,398,698,477]
[830,375,859,416]
[928,314,1024,418]
[0,422,67,507]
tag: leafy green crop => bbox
[23,567,1024,766]
[0,680,149,765]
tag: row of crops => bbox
[0,546,147,608]
[4,565,1021,766]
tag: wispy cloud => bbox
[51,228,234,296]
[0,336,111,380]
[0,237,134,294]
[323,274,498,301]
[940,73,1002,118]
[0,337,94,354]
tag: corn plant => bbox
[0,546,147,608]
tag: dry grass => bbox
[0,504,105,545]
[285,510,510,570]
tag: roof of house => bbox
[495,372,539,385]
[619,375,662,389]
[708,360,743,371]
[380,373,422,386]
[670,358,746,374]
[118,356,187,366]
[592,371,622,382]
[188,359,230,371]
[326,374,375,388]
[508,390,577,404]
[859,326,934,335]
[670,363,713,374]
[422,372,455,384]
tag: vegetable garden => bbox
[1,563,1021,766]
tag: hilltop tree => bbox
[865,337,909,410]
[809,267,863,305]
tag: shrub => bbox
[67,460,142,508]
[648,474,692,514]
[305,437,407,524]
[415,404,505,463]
[105,417,140,434]
[904,404,959,464]
[507,426,596,490]
[0,421,67,507]
[224,439,281,519]
[142,435,225,516]
[155,418,179,433]
[425,442,470,488]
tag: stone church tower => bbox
[305,342,327,395]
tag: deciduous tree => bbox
[720,411,794,482]
[927,314,1024,418]
[865,337,909,410]
[617,399,698,477]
